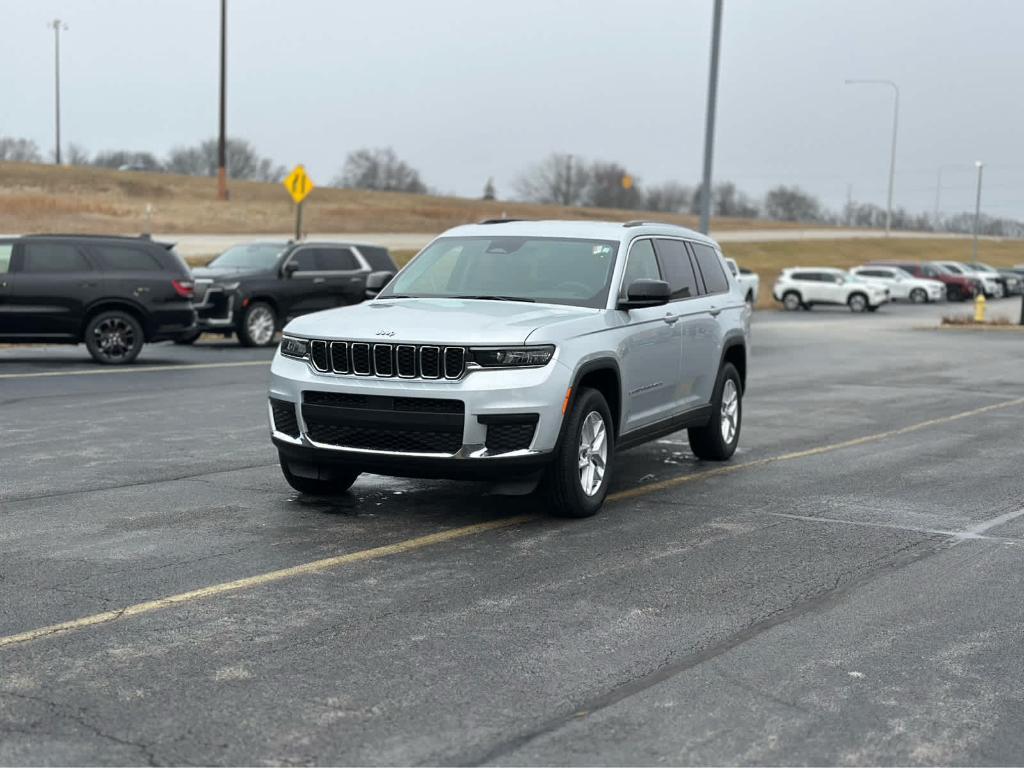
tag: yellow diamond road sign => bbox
[284,164,314,204]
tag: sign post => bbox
[283,164,314,240]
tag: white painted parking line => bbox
[768,510,1024,545]
[0,360,270,380]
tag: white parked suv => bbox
[849,265,945,303]
[268,220,750,518]
[725,258,759,307]
[773,267,889,312]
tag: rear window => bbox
[93,244,163,271]
[21,242,93,273]
[358,245,396,271]
[691,243,729,294]
[316,248,359,271]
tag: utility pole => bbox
[565,154,573,207]
[972,161,984,262]
[845,183,853,226]
[50,19,68,165]
[217,0,228,200]
[845,79,899,236]
[698,0,723,235]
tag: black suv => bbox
[0,234,196,364]
[185,241,399,346]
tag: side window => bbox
[93,244,162,271]
[620,239,661,297]
[316,248,359,271]
[21,243,92,273]
[725,260,738,276]
[289,249,319,272]
[923,266,939,278]
[691,243,729,294]
[790,272,814,281]
[0,243,12,273]
[653,239,700,300]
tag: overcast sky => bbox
[4,0,1023,219]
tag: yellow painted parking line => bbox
[0,514,536,650]
[1,393,1022,652]
[0,360,270,380]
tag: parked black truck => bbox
[0,234,196,364]
[183,241,398,346]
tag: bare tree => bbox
[0,137,42,162]
[763,185,822,222]
[514,153,590,206]
[66,143,91,165]
[165,138,285,181]
[93,150,162,171]
[645,182,693,213]
[332,147,427,193]
[584,161,642,209]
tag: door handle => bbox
[313,277,326,284]
[663,313,680,325]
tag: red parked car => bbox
[869,260,979,302]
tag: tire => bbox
[84,310,144,365]
[237,302,277,347]
[847,292,869,312]
[174,331,201,345]
[688,363,742,461]
[948,285,963,302]
[782,291,802,311]
[540,387,614,518]
[279,457,360,496]
[909,288,928,304]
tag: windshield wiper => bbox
[454,295,536,303]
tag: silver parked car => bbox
[268,220,750,518]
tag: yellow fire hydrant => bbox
[974,292,987,323]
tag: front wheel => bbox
[909,288,928,304]
[84,310,144,364]
[782,291,802,311]
[238,302,277,347]
[540,387,614,518]
[848,293,869,312]
[688,363,742,461]
[279,458,360,496]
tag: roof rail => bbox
[477,218,529,225]
[622,220,669,228]
[22,233,151,240]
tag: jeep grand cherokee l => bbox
[184,241,398,346]
[0,234,195,364]
[268,220,749,518]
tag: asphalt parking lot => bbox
[2,301,1023,766]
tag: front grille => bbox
[300,339,467,380]
[305,423,463,454]
[270,398,299,437]
[485,423,536,454]
[302,391,465,455]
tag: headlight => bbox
[469,345,555,368]
[280,336,309,359]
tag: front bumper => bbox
[268,350,571,478]
[193,283,238,330]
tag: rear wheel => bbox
[84,310,144,365]
[782,291,802,311]
[909,288,927,304]
[688,363,742,461]
[848,293,868,312]
[238,302,277,347]
[279,457,360,496]
[541,387,614,518]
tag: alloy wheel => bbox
[720,379,739,444]
[247,306,275,345]
[93,317,136,361]
[577,411,608,497]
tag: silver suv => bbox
[268,220,750,517]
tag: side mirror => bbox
[282,261,299,278]
[365,270,396,300]
[618,279,670,309]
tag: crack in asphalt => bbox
[0,689,159,766]
[452,534,952,766]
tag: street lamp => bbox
[972,161,984,262]
[932,164,962,231]
[845,79,899,237]
[49,19,68,165]
[698,0,724,235]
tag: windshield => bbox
[380,236,620,309]
[209,243,286,270]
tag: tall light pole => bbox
[217,0,228,200]
[972,161,984,262]
[932,163,961,231]
[50,19,68,165]
[698,0,724,235]
[845,79,899,236]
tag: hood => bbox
[192,265,275,281]
[283,298,597,345]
